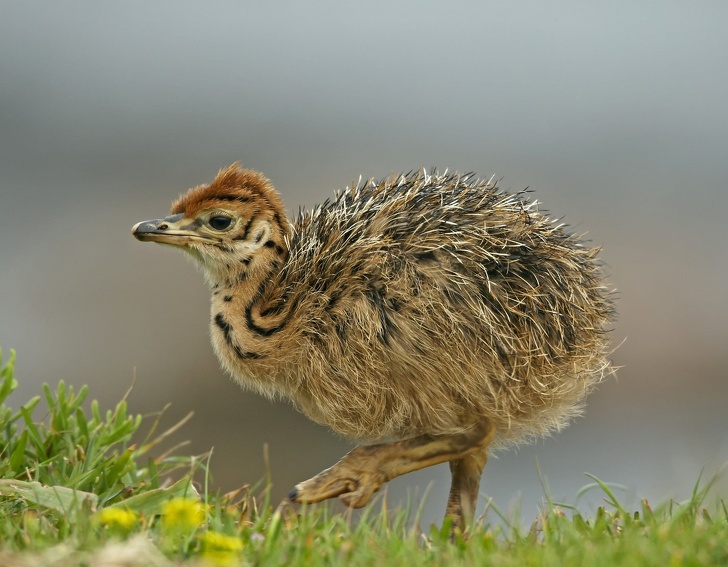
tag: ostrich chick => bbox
[132,164,614,530]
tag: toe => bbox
[338,476,382,508]
[338,488,371,509]
[291,477,353,504]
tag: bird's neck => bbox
[204,240,287,297]
[205,226,293,333]
[202,212,293,363]
[205,240,293,366]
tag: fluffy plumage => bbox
[133,163,615,528]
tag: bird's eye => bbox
[209,216,233,231]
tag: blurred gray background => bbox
[1,1,727,526]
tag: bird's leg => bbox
[289,420,495,512]
[445,449,488,534]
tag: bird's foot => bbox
[288,423,495,514]
[288,448,386,509]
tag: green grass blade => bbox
[0,479,98,514]
[7,429,29,473]
[0,348,18,405]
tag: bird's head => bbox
[132,163,289,285]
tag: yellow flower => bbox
[161,497,205,531]
[96,507,138,531]
[199,530,244,566]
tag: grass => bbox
[0,346,726,566]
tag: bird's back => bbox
[250,171,614,445]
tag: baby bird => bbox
[132,164,614,531]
